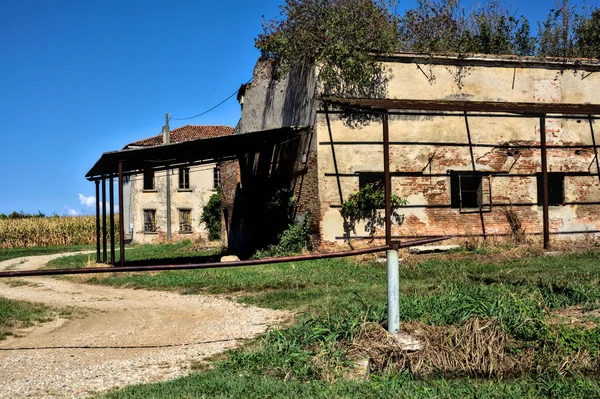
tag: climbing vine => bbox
[340,183,405,237]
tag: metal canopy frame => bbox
[86,126,308,266]
[86,126,307,180]
[321,97,600,249]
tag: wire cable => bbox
[170,90,238,121]
[170,62,270,121]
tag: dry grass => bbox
[350,317,600,378]
[0,216,104,249]
[351,318,519,377]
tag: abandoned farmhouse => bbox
[87,53,600,258]
[110,125,232,244]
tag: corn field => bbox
[0,216,113,249]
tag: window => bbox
[537,173,564,206]
[143,170,155,190]
[358,172,385,190]
[143,210,156,233]
[213,166,220,190]
[179,167,190,190]
[450,172,492,212]
[179,209,192,233]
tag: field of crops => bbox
[0,216,108,249]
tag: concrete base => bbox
[409,244,461,254]
[392,333,422,352]
[220,255,240,262]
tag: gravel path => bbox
[0,253,288,398]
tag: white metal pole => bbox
[387,248,400,334]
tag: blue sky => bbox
[0,0,596,216]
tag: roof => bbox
[124,125,234,149]
[86,126,309,180]
[321,98,600,116]
[375,52,600,72]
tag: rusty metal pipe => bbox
[101,178,107,263]
[118,161,125,267]
[0,236,451,278]
[109,176,115,265]
[540,116,550,249]
[95,180,100,263]
[383,112,392,246]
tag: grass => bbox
[45,241,600,397]
[0,297,63,340]
[48,240,220,269]
[100,370,600,399]
[0,245,94,262]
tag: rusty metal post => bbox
[382,112,400,334]
[383,112,392,246]
[540,116,550,249]
[101,178,107,263]
[118,161,125,267]
[95,180,100,263]
[109,176,115,265]
[166,167,172,241]
[590,116,600,183]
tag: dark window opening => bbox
[537,173,565,206]
[143,170,155,190]
[143,209,156,233]
[450,172,492,211]
[213,166,221,190]
[358,172,385,190]
[179,167,190,190]
[179,209,192,233]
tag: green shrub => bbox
[253,218,312,258]
[201,190,222,240]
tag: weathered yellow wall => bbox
[130,164,219,244]
[317,57,600,244]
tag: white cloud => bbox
[66,208,81,216]
[78,194,96,208]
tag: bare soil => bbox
[0,253,289,398]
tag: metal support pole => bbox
[166,167,172,241]
[387,248,400,334]
[589,116,600,183]
[109,176,115,265]
[95,180,100,263]
[101,178,107,263]
[383,112,392,246]
[540,116,550,249]
[118,161,125,267]
[383,112,399,334]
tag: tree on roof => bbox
[398,0,535,56]
[256,0,598,99]
[255,0,401,98]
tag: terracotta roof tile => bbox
[124,125,234,149]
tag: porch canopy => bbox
[86,126,308,267]
[86,126,307,180]
[321,97,600,249]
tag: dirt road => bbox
[0,253,288,398]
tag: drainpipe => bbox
[164,114,172,241]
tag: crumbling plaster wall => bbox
[130,164,218,244]
[223,61,321,253]
[317,58,600,244]
[237,61,318,134]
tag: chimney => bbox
[162,113,170,144]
